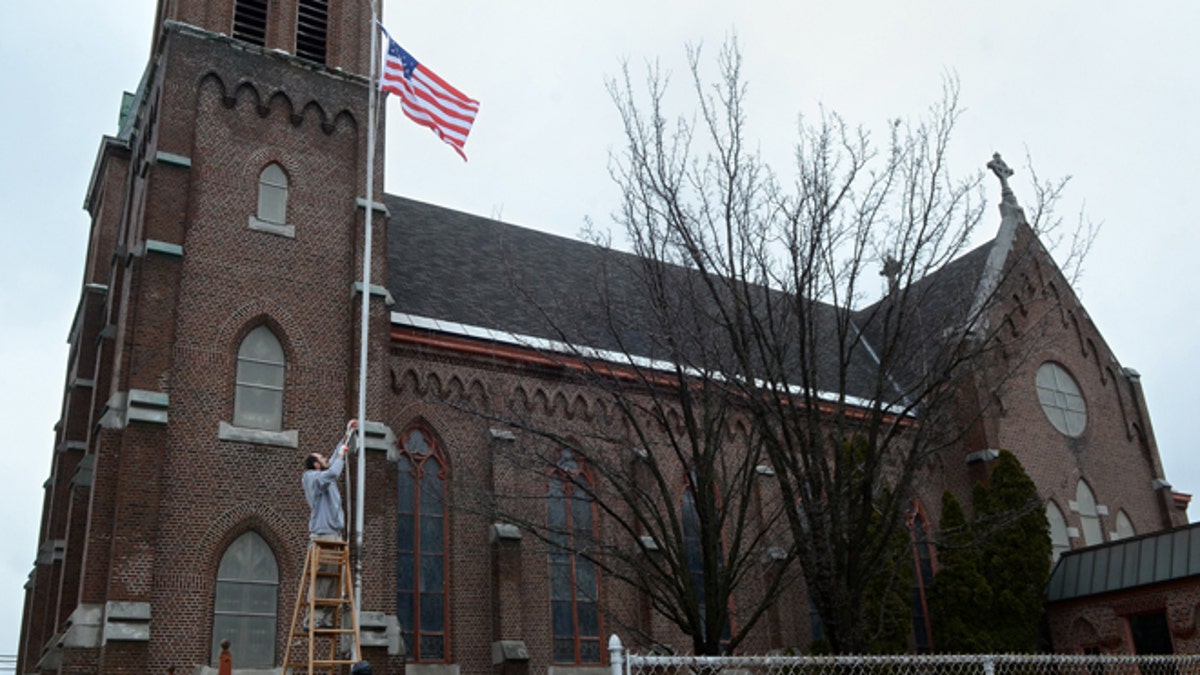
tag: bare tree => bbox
[592,40,1080,654]
[472,39,1082,655]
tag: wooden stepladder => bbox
[283,539,362,674]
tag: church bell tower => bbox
[18,0,391,672]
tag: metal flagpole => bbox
[353,0,381,651]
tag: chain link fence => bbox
[608,637,1200,675]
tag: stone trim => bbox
[56,440,87,453]
[69,283,109,346]
[114,388,170,425]
[361,420,394,453]
[406,665,460,675]
[393,312,897,416]
[490,523,522,542]
[103,601,151,643]
[98,391,127,429]
[762,546,788,563]
[352,281,394,305]
[130,388,168,409]
[355,197,389,215]
[60,604,103,649]
[189,662,278,667]
[359,610,404,655]
[492,640,530,665]
[248,215,296,239]
[37,539,66,564]
[548,667,609,675]
[489,428,516,441]
[144,239,184,257]
[965,448,1000,464]
[70,455,96,489]
[69,377,95,389]
[154,151,192,167]
[217,421,299,448]
[36,634,63,670]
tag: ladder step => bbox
[283,540,362,673]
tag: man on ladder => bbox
[286,420,368,674]
[304,419,353,627]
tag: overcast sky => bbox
[3,0,1199,658]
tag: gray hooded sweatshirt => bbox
[303,445,346,536]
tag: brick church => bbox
[17,0,1196,673]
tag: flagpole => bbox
[354,0,380,653]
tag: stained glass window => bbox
[548,450,601,663]
[397,426,448,662]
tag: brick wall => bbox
[1047,579,1200,653]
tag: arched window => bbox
[1075,481,1104,547]
[212,531,278,667]
[1046,501,1071,563]
[232,0,268,46]
[234,325,285,430]
[1113,509,1136,541]
[396,426,448,662]
[295,0,329,63]
[909,507,935,653]
[682,486,731,650]
[257,163,288,225]
[548,449,601,664]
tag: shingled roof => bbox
[385,194,998,403]
[852,240,997,395]
[386,194,655,355]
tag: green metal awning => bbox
[1047,521,1200,602]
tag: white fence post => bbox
[982,656,995,675]
[609,634,624,675]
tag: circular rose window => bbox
[1035,362,1086,437]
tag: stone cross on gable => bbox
[987,151,1026,224]
[987,152,1014,192]
[880,255,902,295]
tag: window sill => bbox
[248,216,295,239]
[406,664,460,675]
[548,666,608,675]
[218,421,298,448]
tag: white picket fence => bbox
[607,635,1200,675]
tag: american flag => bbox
[380,31,479,161]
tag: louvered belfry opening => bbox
[232,0,268,46]
[296,0,329,63]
